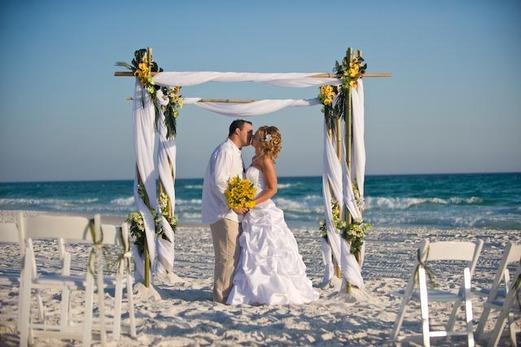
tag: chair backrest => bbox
[491,242,521,289]
[100,224,124,246]
[421,240,484,274]
[0,223,20,243]
[17,213,99,244]
[505,242,521,264]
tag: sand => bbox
[0,210,519,346]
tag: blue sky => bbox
[0,0,520,181]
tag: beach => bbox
[0,209,519,346]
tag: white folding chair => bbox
[17,214,126,346]
[17,213,138,346]
[0,223,45,329]
[17,213,103,347]
[391,239,484,347]
[475,242,521,346]
[57,221,136,341]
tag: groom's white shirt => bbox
[202,139,244,225]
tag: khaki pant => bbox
[210,218,241,303]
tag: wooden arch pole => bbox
[344,48,353,227]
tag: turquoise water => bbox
[1,173,520,229]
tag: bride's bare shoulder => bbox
[258,156,276,174]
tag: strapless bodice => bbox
[245,166,265,197]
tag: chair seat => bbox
[485,298,521,313]
[398,288,464,302]
[473,286,507,298]
[33,274,86,289]
[0,271,20,283]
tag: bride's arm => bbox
[253,157,278,205]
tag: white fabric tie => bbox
[153,71,340,88]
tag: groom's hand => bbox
[232,208,249,215]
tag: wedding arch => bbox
[114,48,390,294]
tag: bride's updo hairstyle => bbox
[256,126,282,160]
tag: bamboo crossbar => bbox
[128,97,272,104]
[114,71,391,78]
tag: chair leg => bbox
[96,268,107,345]
[418,267,431,347]
[17,277,24,333]
[36,292,45,322]
[60,286,70,331]
[113,272,123,340]
[391,276,415,341]
[446,300,460,332]
[463,268,475,347]
[476,305,492,339]
[19,266,32,347]
[488,287,517,347]
[127,273,136,338]
[83,273,94,347]
[509,317,517,347]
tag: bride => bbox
[227,126,319,305]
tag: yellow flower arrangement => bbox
[335,53,367,91]
[168,86,184,109]
[319,85,337,106]
[159,192,177,231]
[224,176,257,210]
[134,62,151,86]
[158,85,184,139]
[116,48,162,97]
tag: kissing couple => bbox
[202,119,319,305]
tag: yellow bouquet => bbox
[224,176,256,210]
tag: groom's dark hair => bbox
[228,119,252,137]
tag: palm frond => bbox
[115,61,134,70]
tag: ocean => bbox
[1,173,520,230]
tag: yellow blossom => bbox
[319,85,336,106]
[224,176,256,209]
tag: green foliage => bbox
[127,211,146,256]
[155,86,183,139]
[320,200,371,255]
[335,50,367,91]
[158,191,177,234]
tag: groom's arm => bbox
[213,149,233,204]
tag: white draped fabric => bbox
[153,71,339,88]
[132,81,159,280]
[182,97,319,117]
[320,81,366,289]
[155,89,177,274]
[320,238,335,286]
[321,123,364,289]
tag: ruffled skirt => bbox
[227,200,319,305]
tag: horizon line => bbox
[1,170,519,184]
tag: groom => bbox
[202,119,253,303]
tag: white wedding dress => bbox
[227,166,319,305]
